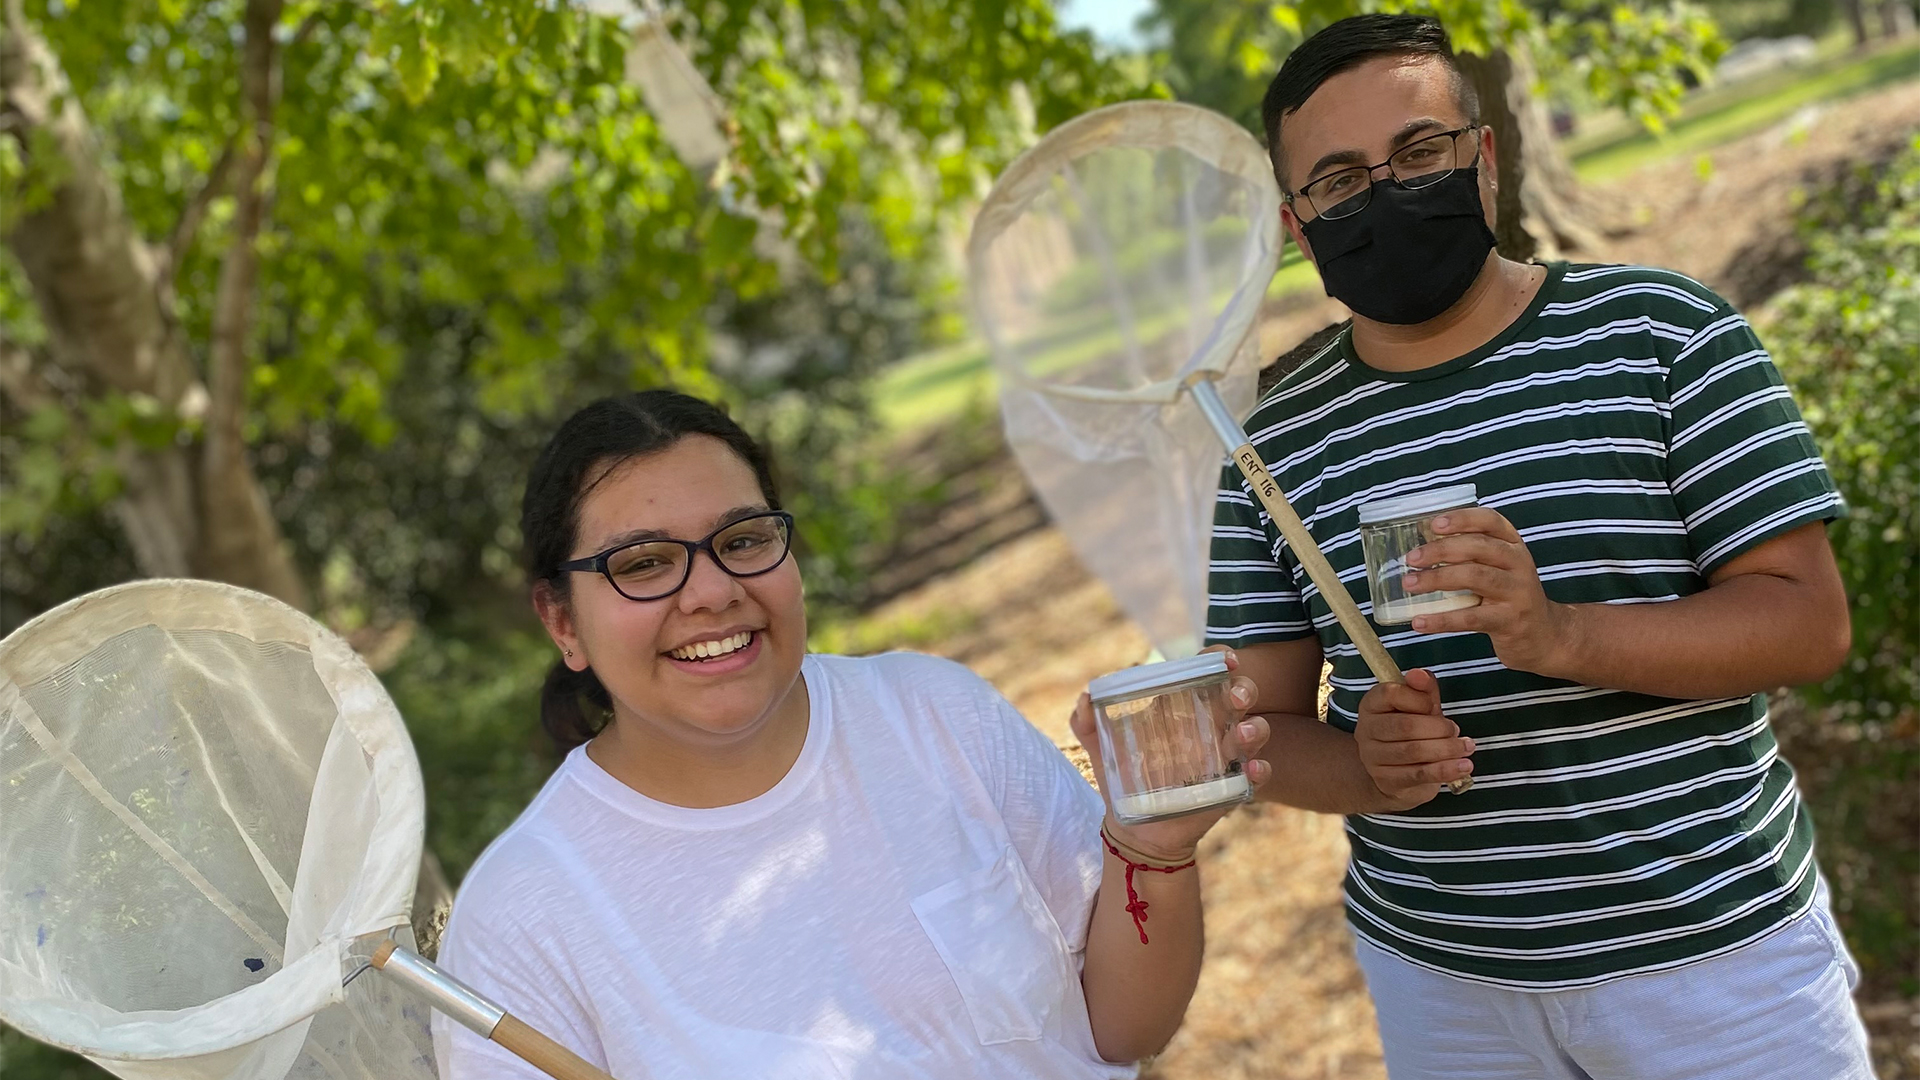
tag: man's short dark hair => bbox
[1261,14,1480,184]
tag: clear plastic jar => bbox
[1358,484,1483,626]
[1089,653,1251,825]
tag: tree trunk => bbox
[1844,0,1872,48]
[6,3,456,966]
[1882,0,1917,38]
[0,0,307,607]
[1456,45,1606,263]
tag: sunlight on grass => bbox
[1572,41,1920,182]
[809,606,981,655]
[876,244,1323,435]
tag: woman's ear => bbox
[533,581,586,671]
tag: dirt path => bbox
[850,80,1920,1079]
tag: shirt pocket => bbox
[910,843,1080,1046]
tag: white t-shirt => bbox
[432,652,1130,1080]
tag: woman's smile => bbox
[662,627,765,675]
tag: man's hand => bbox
[1402,507,1576,677]
[1355,668,1475,812]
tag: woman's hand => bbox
[1069,646,1272,863]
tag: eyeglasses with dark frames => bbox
[558,510,795,602]
[1285,125,1481,222]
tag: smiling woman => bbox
[428,389,1275,1079]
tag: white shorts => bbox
[1354,884,1877,1080]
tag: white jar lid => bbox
[1356,483,1479,526]
[1088,652,1231,705]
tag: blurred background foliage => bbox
[2,0,1916,1075]
[1768,137,1918,720]
[1760,137,1919,994]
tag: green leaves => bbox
[1764,136,1920,718]
[1,0,1139,632]
[1143,0,1725,137]
[0,389,187,540]
[1543,0,1725,132]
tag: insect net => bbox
[0,579,439,1080]
[969,101,1283,656]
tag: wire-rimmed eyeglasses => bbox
[1286,125,1481,222]
[558,511,795,602]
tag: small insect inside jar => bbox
[1357,483,1483,626]
[1089,653,1252,826]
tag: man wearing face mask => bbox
[1205,14,1875,1080]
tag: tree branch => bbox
[203,0,283,484]
[161,6,320,334]
[157,138,236,294]
[290,9,324,48]
[0,1,193,405]
[198,0,309,608]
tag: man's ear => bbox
[1282,203,1314,264]
[533,580,586,671]
[1481,125,1501,179]
[1475,125,1501,227]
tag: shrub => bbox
[1763,135,1920,720]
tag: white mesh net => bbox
[970,101,1282,656]
[0,580,437,1080]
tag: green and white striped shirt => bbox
[1206,262,1845,988]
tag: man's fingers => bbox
[1426,507,1523,543]
[1362,679,1445,719]
[1359,710,1460,742]
[1405,561,1505,598]
[1408,533,1519,572]
[1411,606,1495,635]
[1366,736,1476,766]
[1374,758,1475,792]
[1402,667,1441,693]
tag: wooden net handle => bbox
[370,940,620,1080]
[491,1013,617,1080]
[1225,440,1472,796]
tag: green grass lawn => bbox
[1571,39,1920,182]
[875,244,1320,433]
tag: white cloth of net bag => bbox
[970,100,1281,657]
[0,580,615,1080]
[0,579,429,1079]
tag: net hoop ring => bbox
[968,100,1284,405]
[0,579,426,1059]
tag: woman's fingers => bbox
[1200,644,1240,672]
[1244,755,1273,789]
[1069,691,1096,741]
[1228,674,1257,712]
[1233,714,1271,755]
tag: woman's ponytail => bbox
[539,659,614,753]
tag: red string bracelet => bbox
[1100,825,1196,944]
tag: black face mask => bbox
[1298,167,1497,326]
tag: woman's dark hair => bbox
[521,390,781,752]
